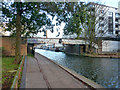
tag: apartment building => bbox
[108,6,120,36]
[88,2,120,37]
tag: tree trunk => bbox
[14,3,21,64]
[89,41,93,54]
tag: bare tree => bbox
[81,2,109,54]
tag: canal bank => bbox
[63,49,120,59]
[35,49,119,88]
[80,53,120,59]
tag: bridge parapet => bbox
[62,39,86,44]
[27,38,59,44]
[27,38,87,45]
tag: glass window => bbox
[109,12,113,15]
[99,23,104,27]
[99,30,104,33]
[100,10,104,14]
[115,18,118,22]
[116,25,118,28]
[115,31,118,34]
[108,31,113,34]
[115,13,120,17]
[99,17,104,20]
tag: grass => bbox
[27,53,34,57]
[2,57,19,88]
[18,67,23,88]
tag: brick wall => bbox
[1,36,27,56]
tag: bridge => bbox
[27,37,87,45]
[27,37,92,55]
[27,37,99,55]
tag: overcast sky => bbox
[104,0,119,8]
[83,0,119,8]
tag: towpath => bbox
[21,53,93,89]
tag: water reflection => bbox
[35,49,119,88]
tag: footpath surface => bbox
[22,53,91,88]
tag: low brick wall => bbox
[1,36,27,56]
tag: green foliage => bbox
[27,53,34,57]
[0,47,4,51]
[2,2,77,37]
[2,57,19,88]
[2,2,54,37]
[64,2,87,39]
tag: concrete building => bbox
[87,2,120,37]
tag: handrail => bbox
[11,56,25,89]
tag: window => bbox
[116,25,118,28]
[99,30,104,33]
[115,31,118,34]
[108,17,113,23]
[109,25,113,28]
[108,31,113,34]
[115,13,120,17]
[109,12,113,16]
[99,17,104,20]
[115,18,118,22]
[100,10,104,14]
[109,19,112,23]
[99,23,104,27]
[115,8,118,10]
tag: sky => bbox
[104,0,119,8]
[82,0,119,8]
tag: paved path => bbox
[24,53,91,88]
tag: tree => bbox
[2,2,54,63]
[2,1,79,64]
[81,2,109,54]
[64,1,109,54]
[2,1,58,64]
[64,2,86,39]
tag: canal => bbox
[35,49,119,88]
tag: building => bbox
[87,2,120,37]
[87,2,120,53]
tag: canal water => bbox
[35,49,119,88]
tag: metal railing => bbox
[11,56,25,89]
